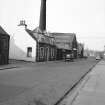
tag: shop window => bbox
[27,47,32,57]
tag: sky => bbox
[0,0,105,51]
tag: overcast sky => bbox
[0,0,105,51]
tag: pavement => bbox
[0,59,28,70]
[63,60,105,105]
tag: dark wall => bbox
[36,42,56,62]
[56,49,64,60]
[0,34,10,65]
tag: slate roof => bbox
[0,26,9,35]
[53,33,76,42]
[26,28,55,45]
[52,33,77,50]
[26,29,77,49]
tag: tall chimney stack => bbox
[39,0,46,32]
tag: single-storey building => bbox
[52,33,78,60]
[0,26,10,65]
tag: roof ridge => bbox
[52,33,76,36]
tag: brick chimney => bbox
[39,0,46,32]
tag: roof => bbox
[55,43,72,50]
[0,26,9,35]
[25,29,38,41]
[52,33,76,43]
[26,28,55,45]
[52,32,76,36]
[52,32,77,50]
[33,27,54,38]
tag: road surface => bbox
[0,58,98,105]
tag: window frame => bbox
[27,47,32,57]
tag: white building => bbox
[9,26,37,62]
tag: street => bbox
[0,58,98,105]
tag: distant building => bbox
[77,43,84,58]
[0,26,10,65]
[52,33,78,60]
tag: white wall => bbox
[9,26,37,62]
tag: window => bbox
[2,39,8,49]
[27,47,32,57]
[40,47,44,58]
[53,49,55,57]
[51,48,55,57]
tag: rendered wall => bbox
[9,26,37,62]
